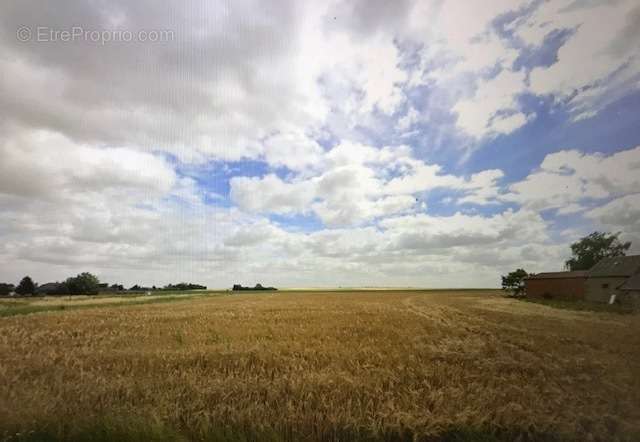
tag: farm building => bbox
[618,274,640,307]
[524,271,588,301]
[585,255,640,303]
[35,282,65,295]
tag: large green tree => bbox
[501,269,529,296]
[565,231,631,271]
[65,272,100,295]
[15,276,36,296]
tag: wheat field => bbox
[1,290,639,441]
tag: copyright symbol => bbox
[16,26,32,42]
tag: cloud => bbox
[403,0,640,140]
[586,194,640,230]
[0,0,332,164]
[555,203,586,216]
[261,132,325,172]
[0,128,176,201]
[223,221,283,247]
[1,0,636,159]
[585,193,640,253]
[457,169,505,205]
[230,141,506,226]
[401,1,532,139]
[522,0,640,120]
[407,0,526,79]
[503,145,640,210]
[381,209,549,250]
[452,68,530,138]
[312,194,416,227]
[0,0,638,289]
[229,174,315,215]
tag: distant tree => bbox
[501,269,529,296]
[232,283,276,291]
[0,283,14,296]
[162,283,206,291]
[565,231,631,271]
[15,276,36,296]
[65,272,100,295]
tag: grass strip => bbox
[0,293,225,318]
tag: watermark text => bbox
[17,25,174,44]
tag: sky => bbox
[1,0,639,288]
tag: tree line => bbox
[501,231,632,295]
[0,272,207,296]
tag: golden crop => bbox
[0,290,639,441]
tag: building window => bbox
[602,283,609,289]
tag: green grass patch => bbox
[0,303,69,317]
[0,293,226,319]
[521,297,637,314]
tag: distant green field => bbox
[0,291,225,318]
[522,297,637,314]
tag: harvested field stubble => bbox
[0,290,639,441]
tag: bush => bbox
[15,276,36,296]
[501,269,529,296]
[0,283,14,296]
[65,272,100,295]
